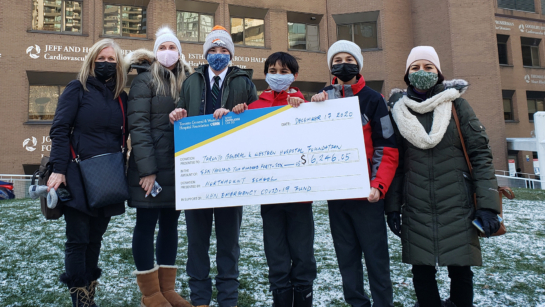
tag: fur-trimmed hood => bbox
[389,79,469,102]
[124,48,193,74]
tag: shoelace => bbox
[69,286,90,307]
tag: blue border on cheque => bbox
[174,105,291,156]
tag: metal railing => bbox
[495,170,540,180]
[495,174,543,190]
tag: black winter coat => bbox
[126,49,192,208]
[49,77,128,217]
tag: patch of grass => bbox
[1,199,545,306]
[511,188,545,201]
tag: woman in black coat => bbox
[126,27,192,307]
[48,39,128,307]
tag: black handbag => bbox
[70,96,130,209]
[34,156,63,220]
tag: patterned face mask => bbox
[408,70,438,91]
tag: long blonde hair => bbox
[78,39,127,99]
[150,55,192,103]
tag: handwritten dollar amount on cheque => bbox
[179,144,359,177]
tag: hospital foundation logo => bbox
[525,75,531,83]
[26,45,41,59]
[23,137,37,152]
[519,24,525,32]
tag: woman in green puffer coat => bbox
[385,46,501,307]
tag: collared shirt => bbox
[208,66,228,89]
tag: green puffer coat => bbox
[126,49,192,208]
[177,64,258,115]
[385,80,500,267]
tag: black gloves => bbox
[475,209,500,238]
[387,211,401,237]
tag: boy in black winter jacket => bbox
[311,40,399,307]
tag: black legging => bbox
[132,208,181,271]
[412,265,473,307]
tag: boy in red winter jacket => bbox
[311,40,398,307]
[232,52,316,307]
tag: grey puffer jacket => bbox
[125,49,192,208]
[385,79,500,267]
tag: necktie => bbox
[211,76,221,107]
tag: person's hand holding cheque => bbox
[287,95,304,108]
[169,108,187,124]
[232,103,248,114]
[311,90,328,102]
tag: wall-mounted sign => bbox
[22,136,51,157]
[495,20,514,31]
[496,19,545,36]
[25,44,135,62]
[524,74,545,85]
[186,53,267,69]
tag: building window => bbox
[29,86,64,121]
[337,22,377,50]
[103,5,146,38]
[177,11,214,42]
[288,23,319,51]
[497,34,509,65]
[230,17,265,47]
[527,98,544,121]
[503,90,515,121]
[521,37,541,67]
[31,0,82,33]
[498,0,536,12]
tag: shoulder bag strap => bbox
[451,102,472,174]
[451,102,479,209]
[69,82,84,161]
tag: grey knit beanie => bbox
[202,25,235,59]
[154,26,182,56]
[327,40,364,71]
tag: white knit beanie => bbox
[153,26,182,56]
[405,46,441,73]
[327,40,364,71]
[203,25,235,59]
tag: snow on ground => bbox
[0,196,544,306]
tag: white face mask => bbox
[156,50,179,68]
[266,73,295,92]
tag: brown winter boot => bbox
[135,265,172,307]
[158,265,191,307]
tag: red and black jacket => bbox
[321,75,399,197]
[248,87,307,110]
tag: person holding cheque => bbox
[126,26,193,307]
[311,40,399,307]
[231,52,317,307]
[169,25,257,307]
[48,39,128,307]
[385,46,500,307]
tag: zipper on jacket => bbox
[427,115,440,270]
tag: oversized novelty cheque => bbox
[174,96,370,210]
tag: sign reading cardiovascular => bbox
[174,97,370,210]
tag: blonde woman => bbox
[48,39,128,306]
[125,26,192,307]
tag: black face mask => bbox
[94,61,117,82]
[331,63,359,82]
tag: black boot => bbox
[273,287,293,307]
[86,269,102,307]
[293,285,312,307]
[443,299,458,307]
[60,273,90,307]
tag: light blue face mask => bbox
[266,73,295,92]
[207,53,231,71]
